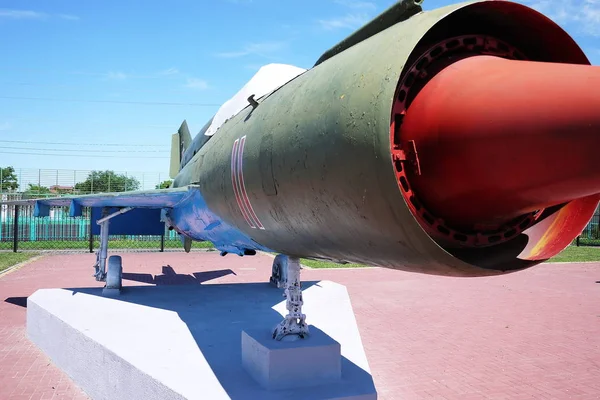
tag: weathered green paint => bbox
[170,121,193,179]
[314,0,424,66]
[173,0,589,276]
[173,1,468,274]
[170,132,181,179]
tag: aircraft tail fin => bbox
[169,120,192,179]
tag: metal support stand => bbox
[12,205,19,253]
[91,207,133,283]
[272,256,309,340]
[88,210,94,254]
[93,214,110,282]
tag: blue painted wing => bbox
[2,185,195,210]
[2,185,275,255]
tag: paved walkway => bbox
[1,251,599,399]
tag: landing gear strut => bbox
[272,255,309,340]
[91,207,131,294]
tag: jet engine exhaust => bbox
[391,33,600,256]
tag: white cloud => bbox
[244,64,265,71]
[159,67,179,76]
[0,9,80,21]
[317,0,375,31]
[57,14,79,21]
[105,71,128,80]
[523,0,600,36]
[333,0,376,10]
[95,69,182,81]
[216,41,286,58]
[0,9,46,19]
[318,13,370,30]
[184,78,208,90]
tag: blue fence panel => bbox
[0,204,183,251]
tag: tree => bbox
[74,170,140,194]
[155,180,173,189]
[22,184,51,199]
[0,166,18,192]
[24,184,51,195]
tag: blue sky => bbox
[1,0,599,188]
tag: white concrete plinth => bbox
[242,328,341,390]
[27,280,377,400]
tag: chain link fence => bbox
[576,208,600,246]
[0,168,213,253]
[2,168,600,251]
[0,167,172,195]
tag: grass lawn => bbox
[0,252,40,273]
[301,245,600,269]
[0,239,215,251]
[300,258,369,269]
[1,242,598,273]
[547,245,600,263]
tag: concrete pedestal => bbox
[242,327,342,390]
[27,280,377,400]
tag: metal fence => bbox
[0,203,198,252]
[1,168,600,251]
[0,167,172,195]
[0,168,211,252]
[576,207,600,246]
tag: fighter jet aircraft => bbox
[5,0,600,339]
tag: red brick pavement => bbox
[0,251,599,399]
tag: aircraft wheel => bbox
[180,234,192,253]
[106,255,123,289]
[269,254,288,288]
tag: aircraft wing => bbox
[1,185,196,210]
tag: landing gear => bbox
[269,254,288,289]
[105,256,123,290]
[180,234,192,253]
[91,207,132,295]
[103,255,123,296]
[272,256,309,341]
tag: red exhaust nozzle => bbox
[398,55,600,231]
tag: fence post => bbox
[88,209,94,253]
[12,205,19,252]
[160,232,165,252]
[576,236,580,247]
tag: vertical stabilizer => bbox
[179,120,192,150]
[169,120,192,179]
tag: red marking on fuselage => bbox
[231,139,255,228]
[233,138,256,227]
[231,136,265,230]
[238,136,264,229]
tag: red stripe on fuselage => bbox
[236,136,265,229]
[231,139,255,228]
